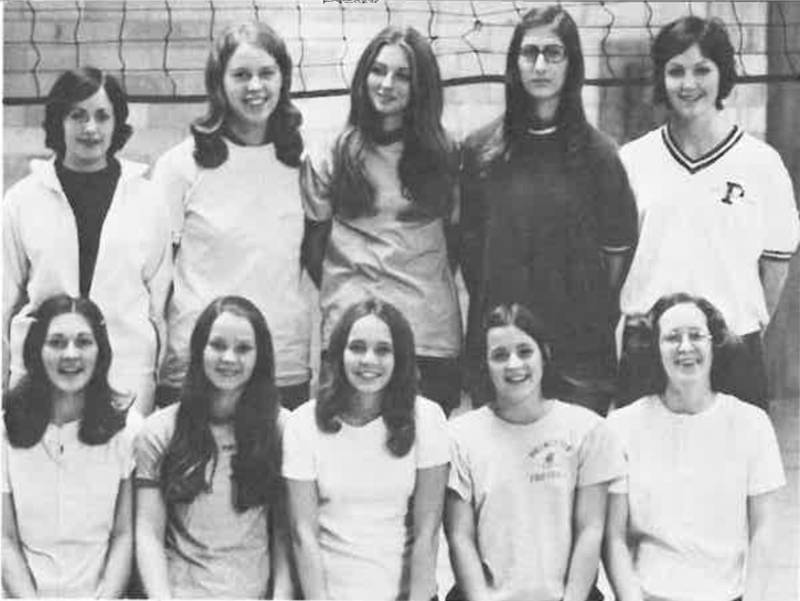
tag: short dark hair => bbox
[4,294,123,448]
[645,292,740,394]
[43,67,132,159]
[316,298,417,457]
[476,303,560,405]
[651,16,736,110]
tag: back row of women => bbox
[1,3,797,600]
[5,6,798,419]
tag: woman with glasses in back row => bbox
[460,5,638,417]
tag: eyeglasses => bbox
[519,43,567,64]
[659,329,712,346]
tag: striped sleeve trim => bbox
[761,250,795,261]
[602,245,633,254]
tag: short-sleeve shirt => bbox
[2,418,136,598]
[606,394,786,601]
[134,404,288,599]
[460,119,637,370]
[152,137,312,387]
[300,138,462,358]
[447,402,624,601]
[619,125,800,334]
[282,397,449,601]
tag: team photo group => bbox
[2,4,798,601]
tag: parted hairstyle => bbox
[191,21,303,168]
[476,303,560,406]
[160,296,282,512]
[4,295,124,448]
[329,26,458,221]
[43,67,132,160]
[645,292,739,394]
[652,16,736,110]
[471,5,592,173]
[316,298,417,457]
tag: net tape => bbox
[4,0,799,105]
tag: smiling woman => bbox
[617,16,800,409]
[283,298,449,600]
[2,295,136,598]
[604,292,786,601]
[445,302,623,601]
[134,296,291,598]
[152,21,313,411]
[2,67,172,416]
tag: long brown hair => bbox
[329,26,457,221]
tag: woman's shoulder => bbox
[153,136,198,174]
[448,405,493,436]
[138,403,179,443]
[414,395,448,422]
[285,398,318,426]
[715,393,772,425]
[619,126,663,158]
[462,114,504,152]
[4,157,58,204]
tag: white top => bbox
[282,397,449,600]
[606,394,786,601]
[300,138,461,357]
[2,416,139,597]
[619,125,799,334]
[448,402,625,601]
[134,403,288,598]
[152,137,312,387]
[3,158,171,406]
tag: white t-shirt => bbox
[448,402,625,601]
[606,394,786,601]
[152,137,312,387]
[619,125,799,334]
[282,396,449,600]
[2,417,137,598]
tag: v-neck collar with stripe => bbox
[661,124,743,174]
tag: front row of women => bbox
[2,292,784,600]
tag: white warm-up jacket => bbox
[3,158,171,413]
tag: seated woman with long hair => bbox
[134,296,290,598]
[283,298,449,600]
[2,294,135,598]
[445,303,624,601]
[301,25,462,416]
[604,293,785,601]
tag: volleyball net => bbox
[4,1,799,105]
